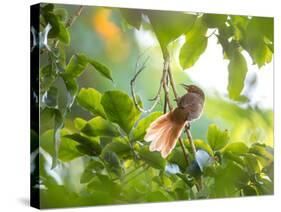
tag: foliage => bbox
[33,3,274,208]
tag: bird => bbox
[144,84,205,158]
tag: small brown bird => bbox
[144,85,205,158]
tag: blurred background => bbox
[57,4,273,145]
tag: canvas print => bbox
[30,3,274,209]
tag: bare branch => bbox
[130,55,163,113]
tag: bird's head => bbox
[181,84,205,100]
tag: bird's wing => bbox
[178,93,201,109]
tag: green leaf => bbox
[57,22,70,45]
[64,133,102,156]
[137,146,166,170]
[80,159,104,184]
[63,53,89,78]
[41,10,60,38]
[132,111,162,141]
[146,10,196,53]
[211,160,248,198]
[180,35,208,69]
[202,14,227,28]
[81,116,120,137]
[102,137,131,157]
[74,117,87,131]
[101,90,141,134]
[241,18,273,68]
[249,143,273,166]
[244,153,263,173]
[76,88,106,118]
[179,17,208,69]
[223,142,249,155]
[41,129,83,162]
[120,9,142,29]
[227,51,248,100]
[87,59,113,82]
[54,8,68,22]
[207,124,230,151]
[101,151,123,177]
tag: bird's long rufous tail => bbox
[144,110,186,158]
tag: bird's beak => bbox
[181,84,190,90]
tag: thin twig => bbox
[130,56,163,113]
[161,57,190,166]
[54,5,84,48]
[207,29,217,38]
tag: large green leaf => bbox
[101,90,141,134]
[132,111,162,141]
[202,14,227,28]
[76,88,106,118]
[227,51,248,100]
[146,10,196,53]
[207,124,230,151]
[81,116,120,137]
[211,160,248,198]
[180,35,208,69]
[241,18,273,68]
[40,129,83,162]
[137,146,166,170]
[120,9,142,29]
[179,17,208,69]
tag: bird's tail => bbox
[144,110,186,158]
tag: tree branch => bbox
[161,56,191,166]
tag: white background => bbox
[0,0,280,211]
